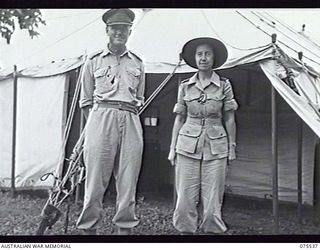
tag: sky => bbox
[1,9,320,71]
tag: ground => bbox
[0,190,320,236]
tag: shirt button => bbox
[118,75,121,79]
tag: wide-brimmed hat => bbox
[102,9,135,26]
[181,37,228,69]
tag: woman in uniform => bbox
[168,37,238,234]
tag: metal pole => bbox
[11,65,18,197]
[75,67,84,205]
[297,117,303,224]
[271,33,279,234]
[315,137,320,212]
[271,84,279,234]
[75,108,84,204]
[173,74,181,209]
[297,51,304,225]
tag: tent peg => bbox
[271,34,277,43]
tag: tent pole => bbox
[75,108,84,205]
[11,65,18,197]
[271,86,279,234]
[75,67,84,205]
[271,34,279,234]
[173,74,181,209]
[297,116,303,224]
[297,52,304,225]
[314,138,320,212]
[271,85,279,234]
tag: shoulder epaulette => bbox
[181,78,190,84]
[220,76,229,82]
[88,50,104,60]
[129,50,143,62]
[179,78,190,85]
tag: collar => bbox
[101,45,131,58]
[186,70,221,88]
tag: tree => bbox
[0,9,46,44]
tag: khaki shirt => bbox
[79,47,145,109]
[173,71,238,160]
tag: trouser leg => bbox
[173,154,201,233]
[77,109,119,230]
[112,111,143,228]
[200,158,227,233]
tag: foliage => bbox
[0,9,46,44]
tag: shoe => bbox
[117,227,131,235]
[80,229,97,235]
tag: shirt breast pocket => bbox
[207,126,228,155]
[207,93,225,102]
[176,123,202,154]
[94,67,114,92]
[206,93,225,114]
[126,67,141,90]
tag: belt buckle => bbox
[201,118,205,126]
[118,102,124,111]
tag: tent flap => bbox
[260,60,320,138]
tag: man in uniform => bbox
[76,8,145,235]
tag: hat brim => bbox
[181,37,228,69]
[106,22,133,26]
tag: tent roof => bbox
[1,9,320,76]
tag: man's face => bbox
[106,24,131,46]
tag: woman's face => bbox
[195,44,214,71]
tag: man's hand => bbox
[168,149,176,167]
[83,106,92,120]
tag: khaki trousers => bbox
[173,154,227,233]
[76,107,143,230]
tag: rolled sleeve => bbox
[173,83,187,116]
[173,103,187,115]
[223,79,239,111]
[136,63,145,105]
[79,59,94,109]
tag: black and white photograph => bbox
[0,7,320,244]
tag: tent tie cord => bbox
[271,44,300,94]
[272,44,320,119]
[40,172,59,182]
[252,11,320,62]
[201,9,271,51]
[236,10,320,68]
[138,58,182,115]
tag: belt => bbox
[186,116,222,126]
[94,101,139,114]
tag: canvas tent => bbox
[0,9,320,205]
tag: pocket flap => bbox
[94,68,107,78]
[207,126,226,139]
[207,93,225,101]
[127,67,141,77]
[179,123,202,138]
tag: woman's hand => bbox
[168,149,176,167]
[228,147,236,162]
